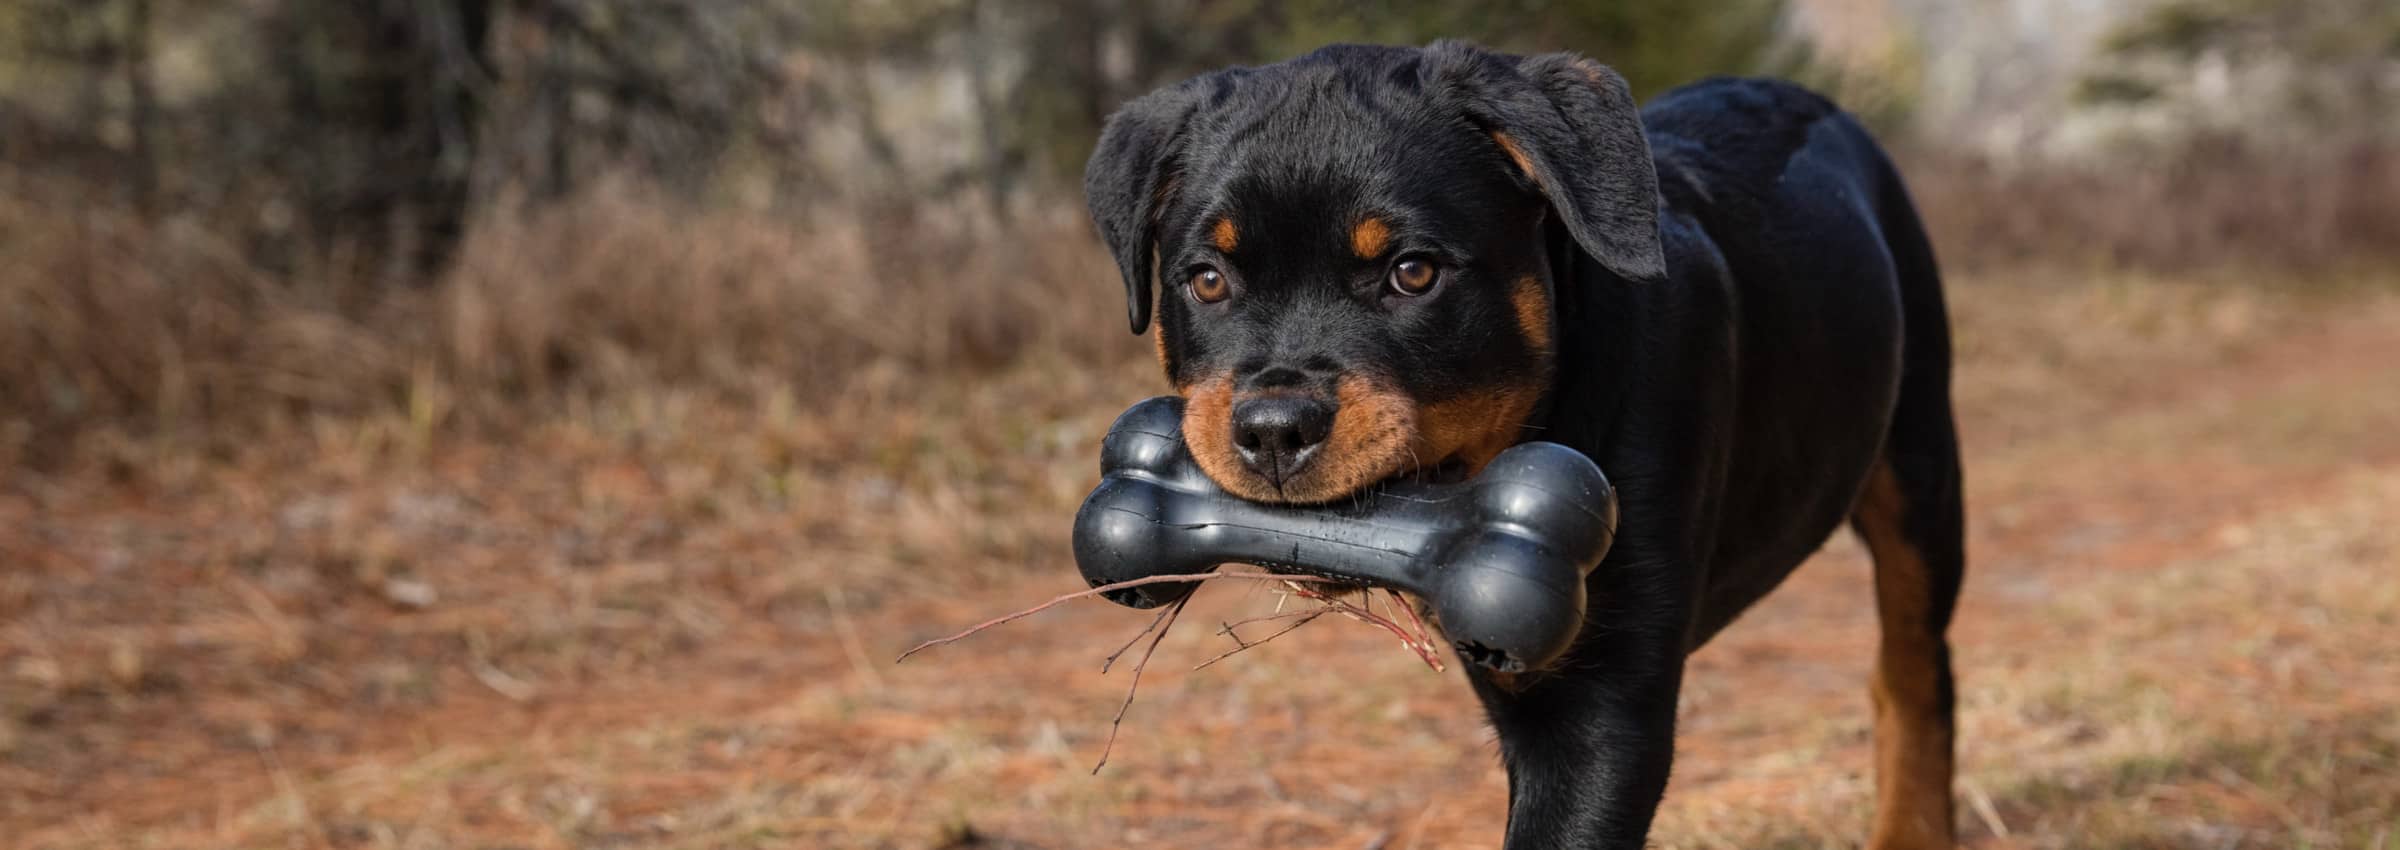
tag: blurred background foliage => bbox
[2076,0,2400,135]
[0,0,1794,276]
[5,0,2394,277]
[0,0,2395,448]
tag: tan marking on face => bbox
[1181,373,1416,504]
[1309,375,1416,499]
[1414,382,1543,478]
[1180,374,1241,491]
[1351,217,1392,260]
[1154,326,1174,381]
[1853,462,1959,849]
[1490,130,1538,186]
[1211,217,1239,253]
[1511,275,1553,355]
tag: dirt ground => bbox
[5,271,2397,849]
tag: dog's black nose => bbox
[1231,396,1335,486]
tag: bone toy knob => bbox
[1071,396,1620,672]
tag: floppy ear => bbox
[1425,42,1666,283]
[1084,81,1209,335]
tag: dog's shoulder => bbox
[1639,78,1852,206]
[1642,77,1842,160]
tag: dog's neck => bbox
[1483,230,1683,849]
[1532,235,1644,458]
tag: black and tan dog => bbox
[1084,42,1963,849]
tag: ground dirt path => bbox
[6,279,2397,849]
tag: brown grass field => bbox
[5,212,2400,848]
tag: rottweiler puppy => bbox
[1084,41,1963,849]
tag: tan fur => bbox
[1351,217,1392,259]
[1180,374,1242,492]
[1315,374,1417,498]
[1211,217,1239,253]
[1490,130,1539,187]
[1180,373,1417,504]
[1853,462,1958,850]
[1174,274,1553,502]
[1511,275,1553,355]
[1414,382,1542,477]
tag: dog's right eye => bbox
[1190,268,1231,303]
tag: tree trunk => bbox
[965,0,1015,221]
[123,0,157,217]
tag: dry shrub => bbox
[1905,140,2400,274]
[0,177,1131,455]
[10,139,2398,457]
[439,182,1126,407]
[0,191,423,440]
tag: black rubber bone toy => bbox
[1072,396,1619,673]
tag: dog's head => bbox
[1086,42,1665,504]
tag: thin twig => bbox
[1305,587,1445,672]
[1389,588,1439,655]
[1194,609,1326,670]
[1101,603,1179,673]
[1217,606,1329,635]
[1296,583,1440,672]
[893,568,1443,774]
[1093,594,1188,774]
[894,571,1351,663]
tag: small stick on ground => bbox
[1093,594,1189,774]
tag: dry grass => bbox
[9,140,2400,460]
[4,161,2400,848]
[1906,140,2400,275]
[0,178,1131,462]
[5,263,2398,848]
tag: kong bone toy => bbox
[1072,396,1619,672]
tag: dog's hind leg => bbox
[1850,159,1964,850]
[1852,446,1963,850]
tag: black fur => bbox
[1085,42,1963,849]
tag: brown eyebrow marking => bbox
[1211,217,1239,253]
[1351,216,1391,259]
[1490,130,1538,186]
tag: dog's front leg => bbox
[1470,555,1691,850]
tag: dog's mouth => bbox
[1274,453,1474,505]
[1237,452,1475,653]
[1384,455,1475,488]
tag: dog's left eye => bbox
[1388,257,1441,296]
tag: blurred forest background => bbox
[6,2,2400,849]
[3,0,2397,449]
